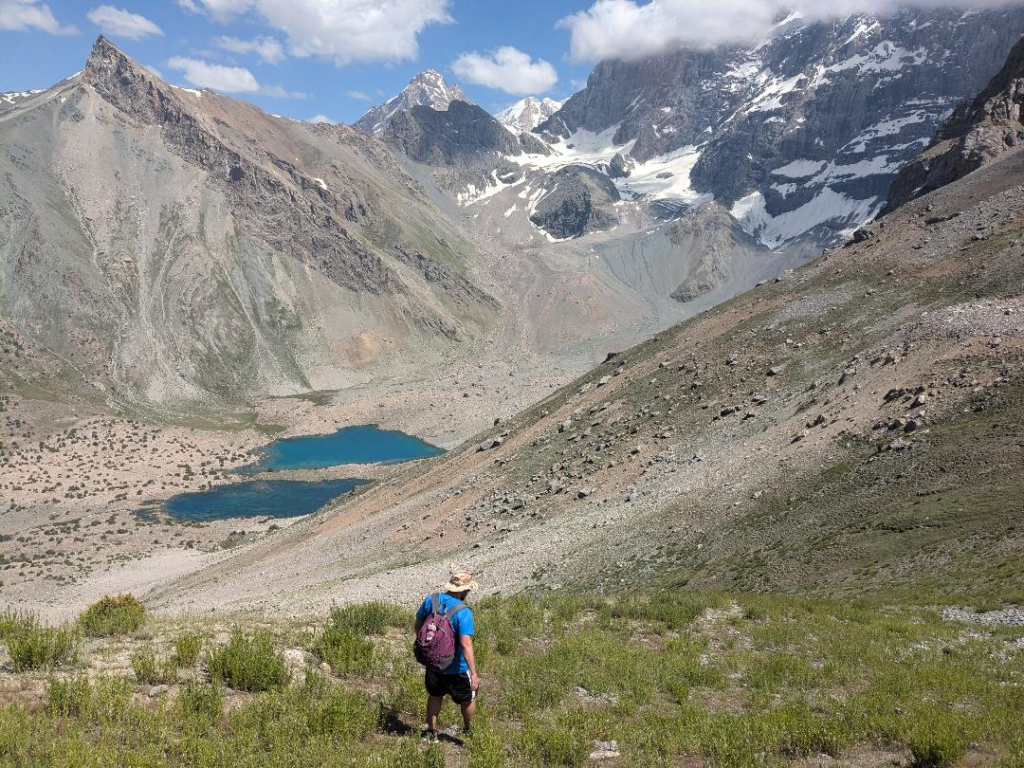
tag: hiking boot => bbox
[421,728,438,743]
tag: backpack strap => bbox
[445,601,468,621]
[430,592,441,616]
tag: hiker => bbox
[413,570,479,741]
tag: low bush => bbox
[0,609,36,640]
[313,625,375,675]
[908,708,969,767]
[7,623,78,671]
[130,646,177,685]
[178,680,223,721]
[46,675,92,717]
[207,629,289,692]
[307,686,377,741]
[78,594,146,637]
[328,602,408,636]
[172,633,204,667]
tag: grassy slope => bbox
[1,594,1022,766]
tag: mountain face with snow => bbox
[354,70,473,137]
[885,32,1024,211]
[496,97,564,133]
[534,8,1024,248]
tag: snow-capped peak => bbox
[354,70,473,136]
[496,96,565,134]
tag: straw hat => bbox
[441,570,479,593]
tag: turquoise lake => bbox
[145,425,442,522]
[256,424,443,471]
[154,478,369,522]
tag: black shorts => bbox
[425,667,475,705]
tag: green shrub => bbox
[518,720,588,766]
[130,646,177,685]
[0,609,36,640]
[46,675,92,717]
[908,711,969,767]
[173,633,204,667]
[313,625,375,675]
[468,725,511,768]
[178,680,222,721]
[328,602,408,636]
[7,624,79,671]
[78,594,146,637]
[207,629,289,692]
[307,686,376,741]
[88,676,134,723]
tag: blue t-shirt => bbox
[416,593,475,675]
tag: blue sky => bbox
[0,0,599,123]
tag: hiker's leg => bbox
[460,699,476,732]
[426,695,443,731]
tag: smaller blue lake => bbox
[256,424,443,471]
[155,478,369,522]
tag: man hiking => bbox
[414,570,479,741]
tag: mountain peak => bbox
[496,96,564,133]
[354,69,472,137]
[83,33,183,124]
[84,33,153,89]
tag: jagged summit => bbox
[885,34,1024,212]
[496,96,564,134]
[354,69,472,137]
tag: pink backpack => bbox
[415,593,468,671]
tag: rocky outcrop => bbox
[385,101,542,166]
[667,204,746,302]
[529,165,620,240]
[383,100,548,195]
[884,35,1024,212]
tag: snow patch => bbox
[731,188,880,249]
[456,170,526,206]
[772,159,826,179]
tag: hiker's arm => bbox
[414,617,423,633]
[460,635,479,690]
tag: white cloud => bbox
[345,90,371,101]
[0,0,76,34]
[87,5,163,39]
[452,46,558,95]
[180,0,452,65]
[560,0,1024,62]
[167,56,306,97]
[306,114,335,123]
[217,35,285,64]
